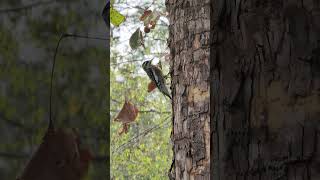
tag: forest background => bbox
[0,0,172,179]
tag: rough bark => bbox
[166,0,211,179]
[211,0,320,180]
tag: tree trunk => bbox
[211,0,320,180]
[168,0,320,179]
[166,0,211,179]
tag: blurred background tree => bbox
[0,0,108,179]
[110,0,172,179]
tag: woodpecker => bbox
[142,60,172,99]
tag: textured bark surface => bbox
[211,0,320,180]
[166,0,211,179]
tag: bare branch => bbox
[0,112,37,133]
[111,109,170,114]
[112,116,171,154]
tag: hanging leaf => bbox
[144,26,150,33]
[149,21,156,29]
[77,148,93,178]
[139,10,152,21]
[17,128,92,180]
[110,7,125,27]
[114,100,139,124]
[102,0,110,27]
[147,81,157,92]
[79,149,93,163]
[118,123,130,135]
[129,28,144,50]
[143,10,161,27]
[139,10,161,34]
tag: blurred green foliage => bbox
[110,0,172,179]
[0,1,108,179]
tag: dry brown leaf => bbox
[77,148,92,178]
[150,21,156,29]
[118,123,130,135]
[17,128,92,180]
[144,26,151,33]
[148,81,157,92]
[139,10,152,21]
[114,100,139,124]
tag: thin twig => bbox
[112,116,171,154]
[0,113,36,133]
[49,33,109,129]
[110,109,170,114]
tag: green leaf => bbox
[129,28,144,50]
[110,7,125,27]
